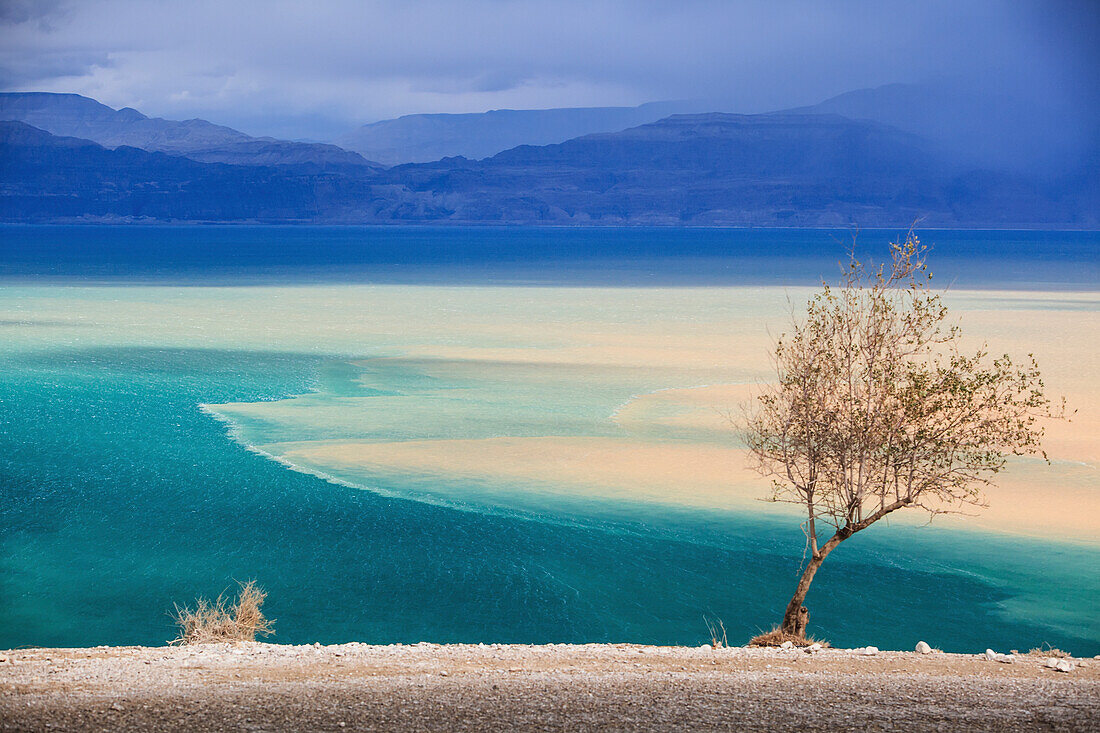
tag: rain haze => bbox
[1,0,1097,141]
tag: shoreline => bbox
[3,221,1100,231]
[2,642,1097,731]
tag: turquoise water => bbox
[1,226,1097,654]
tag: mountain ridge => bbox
[4,112,1095,227]
[0,92,382,170]
[335,101,707,165]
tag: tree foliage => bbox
[746,231,1060,636]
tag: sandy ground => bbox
[2,643,1098,732]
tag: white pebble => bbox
[1045,658,1076,673]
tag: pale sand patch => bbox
[615,381,1099,542]
[612,383,759,435]
[186,288,1097,544]
[961,307,1100,466]
[394,332,774,373]
[272,436,764,512]
[267,434,1099,542]
[985,461,1100,541]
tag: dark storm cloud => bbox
[0,0,66,25]
[0,0,1095,140]
[0,49,113,87]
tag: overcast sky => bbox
[1,0,1097,140]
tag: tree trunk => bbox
[791,605,808,637]
[780,533,845,637]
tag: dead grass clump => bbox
[748,626,829,648]
[704,616,728,648]
[172,580,274,645]
[1025,643,1070,658]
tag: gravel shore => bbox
[2,642,1097,731]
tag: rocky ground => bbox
[1,642,1098,731]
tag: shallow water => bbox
[1,226,1097,653]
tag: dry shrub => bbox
[748,626,829,648]
[1025,643,1070,658]
[172,580,274,645]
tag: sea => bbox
[1,225,1097,654]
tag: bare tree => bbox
[745,231,1060,640]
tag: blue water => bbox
[2,225,1098,288]
[1,225,1098,653]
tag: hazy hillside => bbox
[337,83,1099,174]
[0,93,380,170]
[487,113,933,174]
[0,121,377,221]
[382,113,948,225]
[789,83,1097,174]
[3,113,1095,226]
[335,102,701,165]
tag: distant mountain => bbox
[2,114,1095,226]
[380,113,950,225]
[168,138,378,169]
[487,112,933,175]
[788,83,1097,174]
[0,121,378,221]
[335,102,703,165]
[0,92,381,170]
